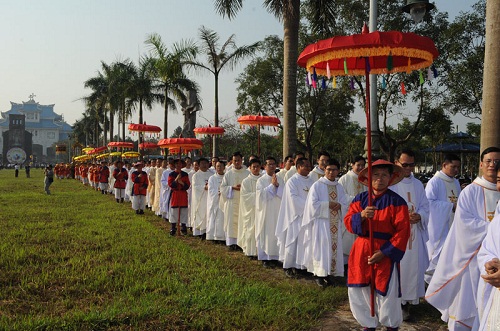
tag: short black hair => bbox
[266,156,277,164]
[232,151,243,158]
[353,155,365,164]
[293,151,305,159]
[217,160,226,167]
[395,148,415,160]
[443,153,460,163]
[481,147,500,161]
[295,157,309,168]
[249,158,261,166]
[317,151,331,160]
[198,157,209,164]
[327,158,340,169]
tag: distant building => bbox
[0,95,73,164]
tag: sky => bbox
[0,0,479,139]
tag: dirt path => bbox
[314,303,448,331]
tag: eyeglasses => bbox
[399,162,415,168]
[484,159,500,165]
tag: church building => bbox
[0,95,73,164]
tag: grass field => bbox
[0,169,350,330]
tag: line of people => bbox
[66,146,500,331]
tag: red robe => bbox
[99,166,110,183]
[344,189,410,296]
[131,170,149,196]
[113,168,128,189]
[167,170,190,208]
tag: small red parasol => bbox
[139,142,159,150]
[237,115,281,157]
[128,123,162,133]
[193,126,225,136]
[86,146,107,155]
[108,141,134,149]
[157,138,203,154]
[298,26,438,317]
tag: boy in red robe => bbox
[344,159,410,331]
[168,159,190,236]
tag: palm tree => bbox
[83,66,109,145]
[185,25,260,157]
[145,33,199,139]
[213,0,337,158]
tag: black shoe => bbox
[181,229,188,236]
[402,304,413,322]
[135,210,139,214]
[139,210,144,214]
[262,261,272,268]
[201,233,206,241]
[284,268,296,278]
[315,277,328,288]
[169,230,176,236]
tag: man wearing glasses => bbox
[390,149,430,322]
[426,146,500,331]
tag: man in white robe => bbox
[277,155,293,183]
[476,164,500,331]
[284,152,305,182]
[186,160,199,229]
[276,157,314,278]
[191,158,212,238]
[237,159,262,257]
[301,159,348,287]
[207,161,226,242]
[256,157,284,267]
[147,159,157,209]
[160,159,175,220]
[338,155,367,265]
[153,159,167,216]
[425,147,500,331]
[424,153,461,284]
[309,151,330,182]
[390,149,430,321]
[220,152,249,250]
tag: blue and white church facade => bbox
[0,96,73,164]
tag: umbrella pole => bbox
[258,124,261,158]
[365,63,375,317]
[178,148,182,237]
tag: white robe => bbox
[206,173,225,241]
[153,167,165,215]
[425,177,500,330]
[284,166,297,182]
[301,177,347,277]
[477,212,500,331]
[276,173,314,269]
[308,165,325,183]
[255,173,284,260]
[424,170,461,283]
[148,166,157,207]
[187,169,197,227]
[276,168,288,183]
[220,167,250,245]
[160,168,173,218]
[191,170,212,235]
[125,167,135,201]
[338,170,367,263]
[237,173,262,256]
[390,174,430,305]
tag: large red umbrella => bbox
[128,123,162,134]
[237,115,280,157]
[298,26,438,316]
[193,126,225,157]
[139,142,159,150]
[86,146,107,155]
[108,141,134,149]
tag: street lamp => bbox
[402,0,435,23]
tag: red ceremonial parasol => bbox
[193,125,225,157]
[108,141,134,149]
[139,142,159,150]
[128,123,162,133]
[298,25,438,316]
[237,115,281,157]
[86,146,107,155]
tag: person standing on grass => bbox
[168,159,191,236]
[301,159,348,288]
[220,152,250,251]
[14,163,19,177]
[339,155,367,267]
[98,161,110,195]
[425,147,500,331]
[191,158,212,238]
[113,160,128,203]
[147,159,157,210]
[344,159,409,331]
[25,164,30,178]
[160,158,176,221]
[424,153,461,284]
[131,162,148,215]
[237,158,262,258]
[153,158,166,216]
[44,165,54,195]
[276,157,314,278]
[255,157,284,268]
[390,149,430,321]
[206,161,226,242]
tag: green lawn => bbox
[0,169,348,330]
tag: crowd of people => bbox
[49,146,500,331]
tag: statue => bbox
[180,90,200,138]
